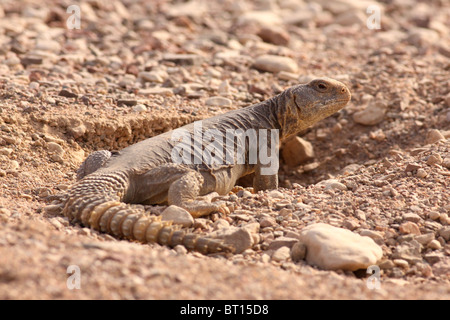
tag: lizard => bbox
[63,77,351,254]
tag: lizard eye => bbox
[316,82,328,91]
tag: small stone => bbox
[117,99,138,107]
[69,124,87,139]
[359,229,384,243]
[426,154,443,166]
[438,227,450,241]
[139,87,174,97]
[403,213,422,223]
[290,241,306,262]
[209,227,252,254]
[427,240,442,250]
[174,245,188,255]
[253,55,298,74]
[281,136,315,167]
[379,260,395,270]
[298,223,383,271]
[267,190,284,199]
[162,53,203,66]
[0,208,11,217]
[47,142,64,155]
[257,26,290,46]
[268,237,299,250]
[399,222,421,235]
[428,211,440,221]
[271,246,291,262]
[405,163,421,172]
[138,71,166,83]
[316,179,347,191]
[416,168,428,178]
[161,205,194,227]
[0,148,13,156]
[205,96,232,108]
[259,216,276,228]
[132,104,147,113]
[393,259,409,268]
[414,233,434,245]
[353,100,387,126]
[58,89,78,98]
[35,39,61,52]
[425,129,445,145]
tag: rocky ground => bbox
[0,0,449,300]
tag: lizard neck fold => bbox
[259,89,300,142]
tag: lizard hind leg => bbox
[77,150,112,180]
[167,171,226,218]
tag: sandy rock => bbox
[298,223,383,271]
[209,227,252,254]
[237,11,282,27]
[399,222,421,235]
[406,28,440,48]
[257,26,290,46]
[426,154,443,166]
[205,96,232,108]
[271,246,291,262]
[162,54,203,66]
[161,205,194,227]
[425,129,445,145]
[253,55,298,74]
[268,237,299,250]
[290,241,307,262]
[281,136,315,167]
[316,179,347,191]
[353,100,387,126]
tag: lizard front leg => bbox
[167,171,227,218]
[253,164,278,192]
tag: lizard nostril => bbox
[341,87,346,94]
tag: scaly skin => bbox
[63,78,351,253]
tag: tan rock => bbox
[298,223,383,271]
[281,136,314,167]
[399,222,421,235]
[253,55,298,74]
[353,100,387,126]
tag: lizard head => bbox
[279,77,351,138]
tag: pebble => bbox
[252,55,298,74]
[439,227,450,241]
[267,237,299,250]
[352,100,387,126]
[205,96,232,108]
[425,129,445,145]
[399,222,421,235]
[414,233,434,245]
[298,223,383,271]
[427,240,441,250]
[259,216,276,228]
[132,104,147,113]
[403,213,421,223]
[290,241,306,262]
[162,53,203,66]
[257,26,290,46]
[416,168,428,178]
[281,136,314,167]
[315,179,347,191]
[271,246,291,262]
[47,142,64,156]
[209,227,252,254]
[0,148,13,156]
[161,205,194,227]
[266,190,284,199]
[426,154,443,166]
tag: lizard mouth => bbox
[316,98,350,108]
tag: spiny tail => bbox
[63,172,233,254]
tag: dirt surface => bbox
[0,0,449,300]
